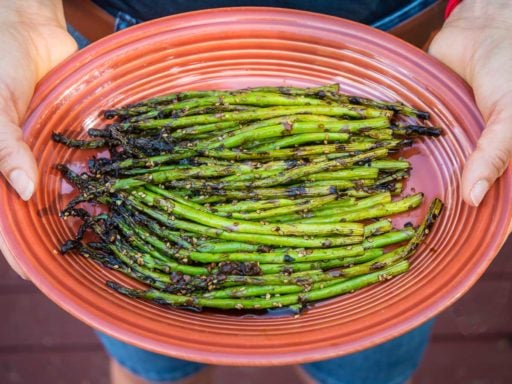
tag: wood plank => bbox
[486,235,512,277]
[414,339,512,384]
[0,292,100,349]
[210,366,306,384]
[0,350,109,384]
[1,342,511,384]
[0,254,30,290]
[434,279,512,336]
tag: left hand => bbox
[0,0,77,278]
[428,0,512,214]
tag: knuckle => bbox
[0,145,18,168]
[488,146,511,177]
[0,82,20,123]
[0,126,24,169]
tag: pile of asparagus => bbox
[53,83,443,313]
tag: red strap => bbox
[445,0,463,18]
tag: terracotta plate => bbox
[1,8,511,365]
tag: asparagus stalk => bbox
[109,84,341,113]
[170,114,339,140]
[269,192,392,223]
[297,193,424,224]
[128,196,364,248]
[202,279,347,299]
[224,194,338,220]
[54,83,444,313]
[392,125,442,137]
[136,189,364,236]
[232,148,389,189]
[364,219,393,236]
[98,142,398,174]
[211,197,322,213]
[127,92,336,122]
[370,159,411,170]
[107,261,409,310]
[330,93,429,119]
[259,248,385,274]
[251,132,351,151]
[117,105,393,131]
[211,117,390,149]
[299,167,379,182]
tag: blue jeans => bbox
[69,1,437,382]
[98,320,433,383]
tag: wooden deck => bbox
[1,236,511,383]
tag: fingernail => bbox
[470,179,489,206]
[8,170,34,201]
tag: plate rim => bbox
[1,7,511,365]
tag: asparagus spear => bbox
[135,189,364,236]
[170,114,339,139]
[259,248,385,274]
[128,196,364,248]
[127,92,336,122]
[211,197,324,213]
[53,83,444,313]
[117,105,393,131]
[329,93,429,119]
[108,84,341,113]
[297,194,423,224]
[107,261,409,310]
[269,192,392,223]
[251,132,351,151]
[220,195,338,220]
[211,118,390,149]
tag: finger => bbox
[461,108,512,206]
[0,117,37,200]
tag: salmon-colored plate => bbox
[1,8,511,365]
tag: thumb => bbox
[462,105,512,206]
[0,119,31,279]
[0,20,76,202]
[0,87,37,279]
[0,116,37,201]
[428,12,512,208]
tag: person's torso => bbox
[92,0,424,27]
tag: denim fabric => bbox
[107,0,437,32]
[95,0,418,27]
[371,0,437,30]
[97,321,433,383]
[97,332,205,382]
[114,11,141,32]
[303,321,434,384]
[66,11,140,50]
[66,24,89,49]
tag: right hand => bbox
[428,0,512,208]
[0,0,77,278]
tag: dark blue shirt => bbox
[93,0,422,26]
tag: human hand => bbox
[429,0,512,209]
[0,0,77,277]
